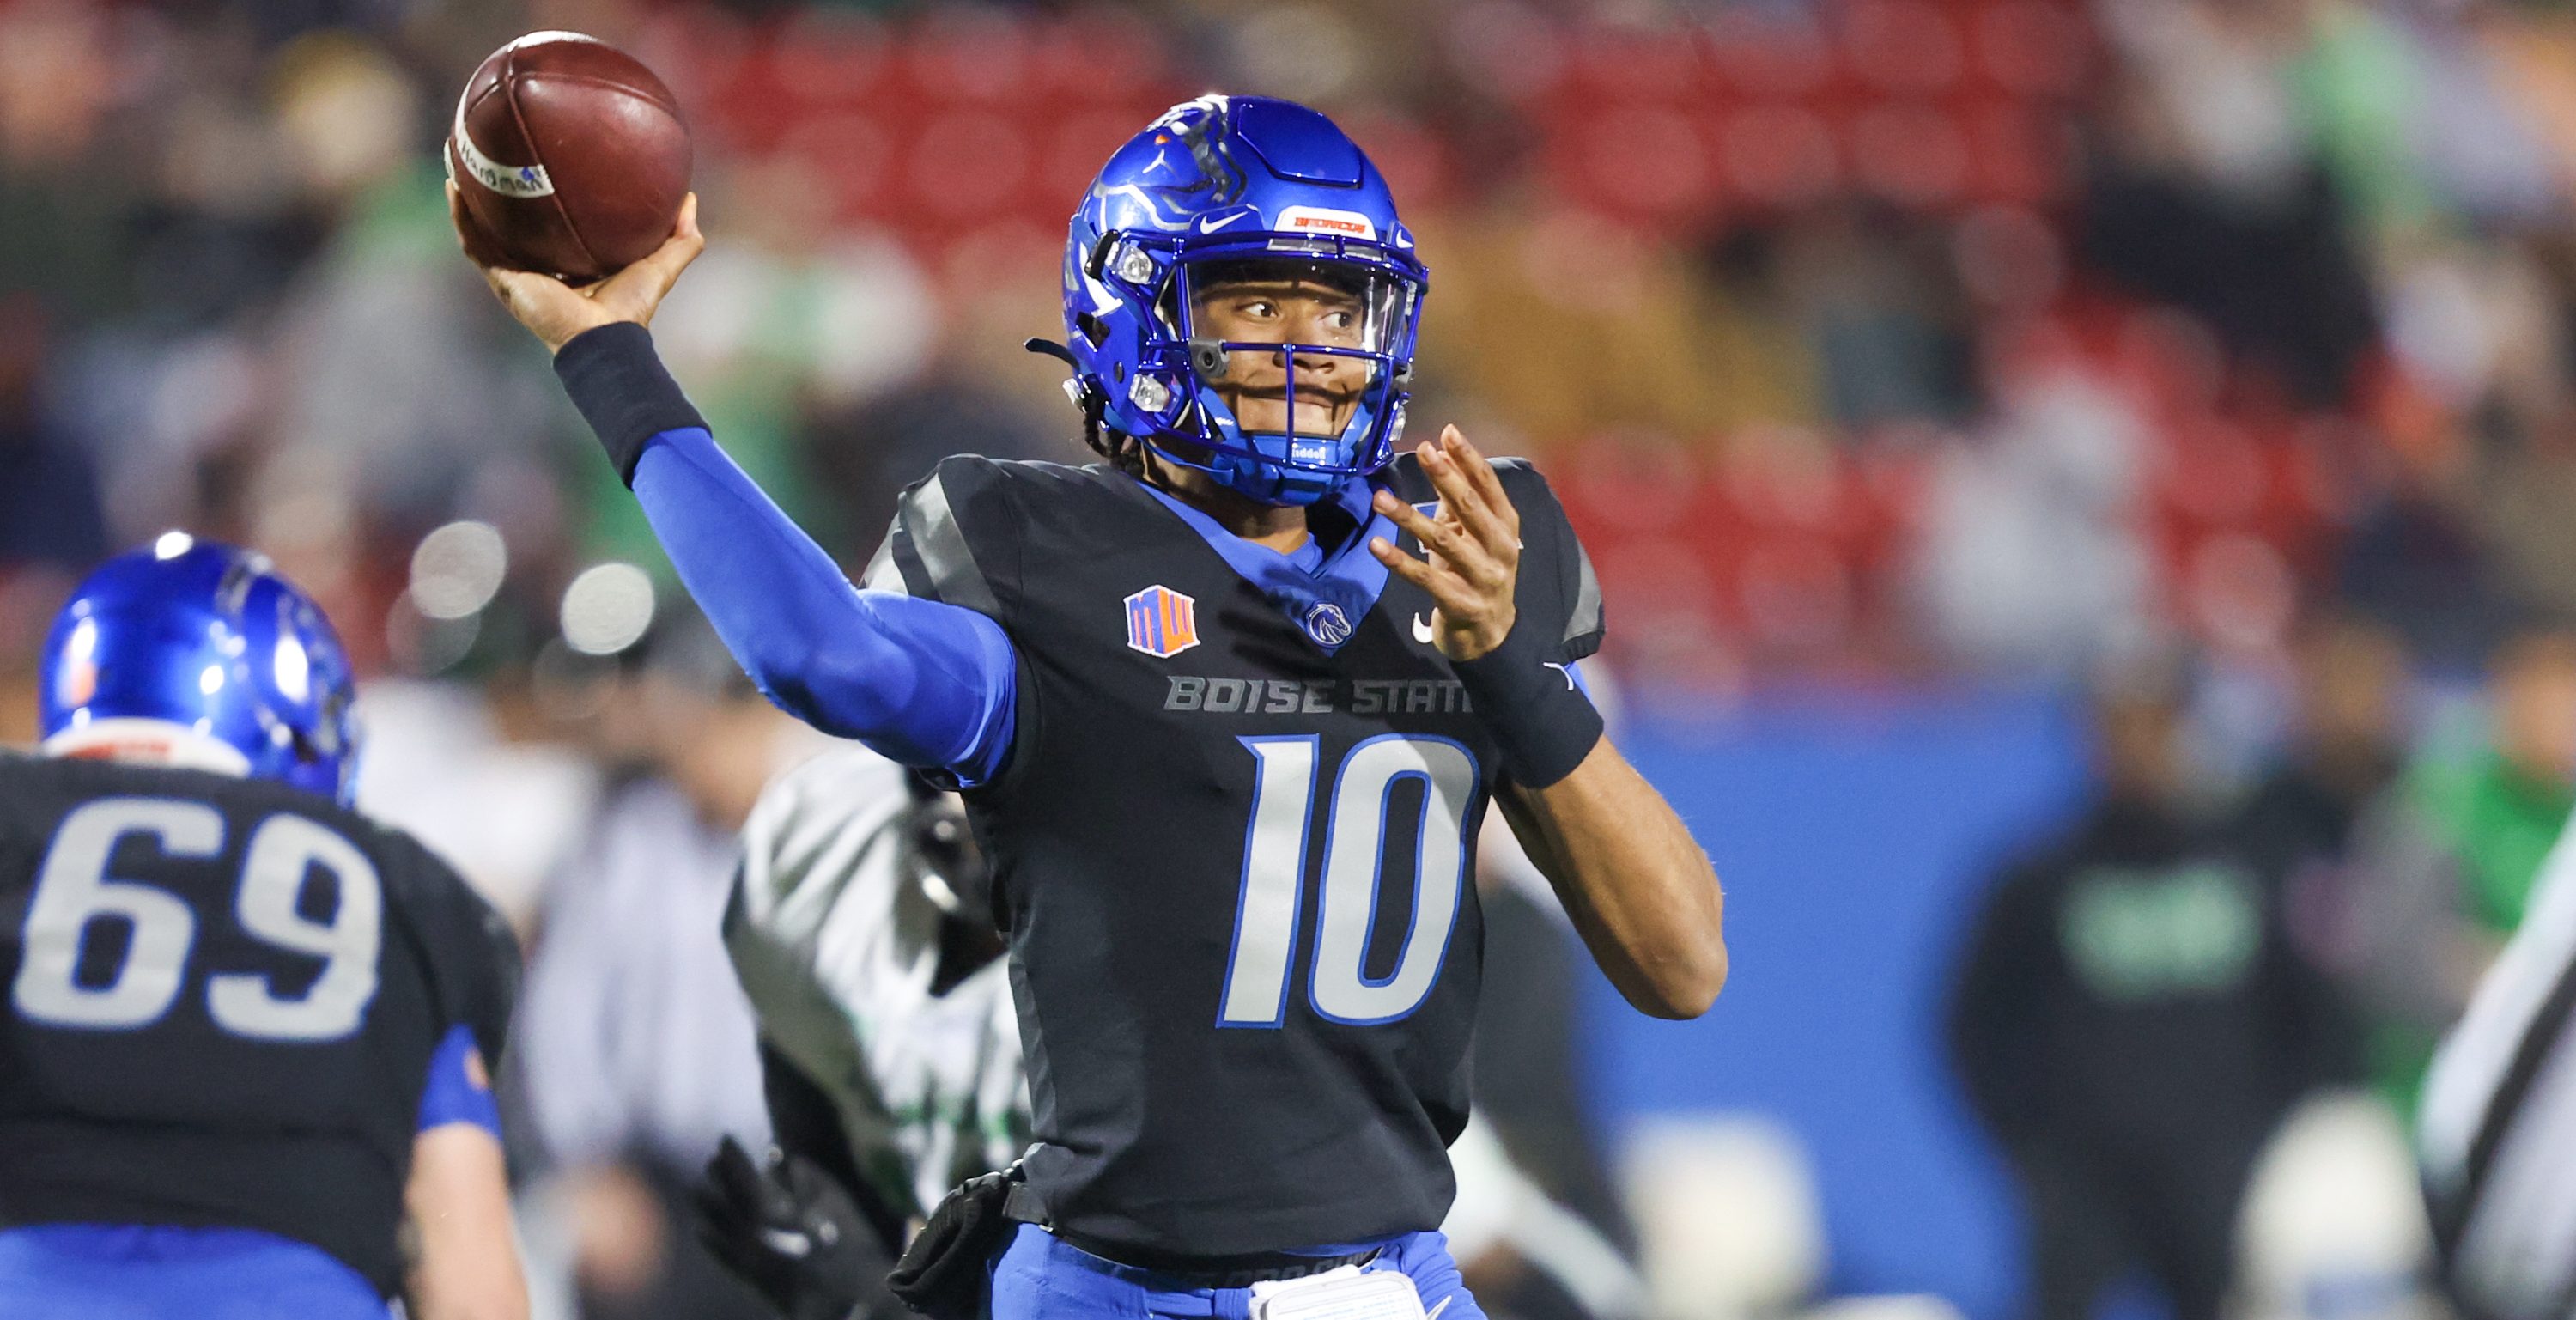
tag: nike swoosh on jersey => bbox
[1412,614,1435,644]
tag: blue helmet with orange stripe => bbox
[1058,95,1427,507]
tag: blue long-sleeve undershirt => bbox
[629,427,1018,784]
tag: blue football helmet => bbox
[38,535,361,805]
[1060,95,1427,507]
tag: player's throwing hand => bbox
[447,182,704,356]
[1368,424,1522,662]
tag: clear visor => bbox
[1171,254,1415,440]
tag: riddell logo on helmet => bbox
[1277,207,1377,240]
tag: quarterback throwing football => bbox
[460,94,1724,1320]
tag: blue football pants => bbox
[988,1222,1486,1320]
[0,1224,388,1320]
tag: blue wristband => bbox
[416,1023,502,1139]
[555,321,707,486]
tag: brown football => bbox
[447,32,690,283]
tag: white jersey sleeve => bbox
[726,745,1030,1220]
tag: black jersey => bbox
[869,453,1603,1260]
[0,755,518,1296]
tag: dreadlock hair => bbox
[1080,394,1151,480]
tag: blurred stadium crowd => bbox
[15,0,2576,1316]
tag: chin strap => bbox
[1020,337,1079,369]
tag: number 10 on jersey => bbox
[1219,734,1479,1028]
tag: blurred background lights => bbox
[560,563,656,656]
[407,520,508,622]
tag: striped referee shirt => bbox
[2422,806,2576,1320]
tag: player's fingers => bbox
[444,180,470,249]
[1369,537,1437,589]
[677,191,702,246]
[447,181,519,276]
[444,181,474,249]
[1379,490,1509,593]
[1370,538,1483,614]
[1418,434,1516,562]
[1441,426,1521,539]
[1370,489,1489,577]
[707,1136,768,1210]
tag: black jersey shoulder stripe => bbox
[896,470,1002,617]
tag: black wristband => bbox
[1452,625,1604,788]
[553,321,708,486]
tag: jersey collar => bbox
[1138,473,1395,654]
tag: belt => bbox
[1047,1228,1381,1291]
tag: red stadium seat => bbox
[1959,100,2074,204]
[1036,11,1168,106]
[1344,115,1455,216]
[775,113,894,224]
[2157,420,2269,529]
[1716,104,1840,210]
[1703,9,1837,98]
[1845,102,1969,208]
[1568,26,1705,103]
[903,9,1033,104]
[1032,110,1154,220]
[902,112,1032,222]
[1562,430,1706,537]
[1566,105,1718,225]
[769,10,895,109]
[1840,0,1965,95]
[1967,0,2092,99]
[1443,0,1571,106]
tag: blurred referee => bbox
[2421,806,2576,1320]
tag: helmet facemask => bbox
[1096,232,1423,506]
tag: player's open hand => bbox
[447,182,704,356]
[1370,425,1521,662]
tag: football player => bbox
[695,747,1022,1320]
[0,538,526,1320]
[698,749,1645,1320]
[459,94,1726,1320]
